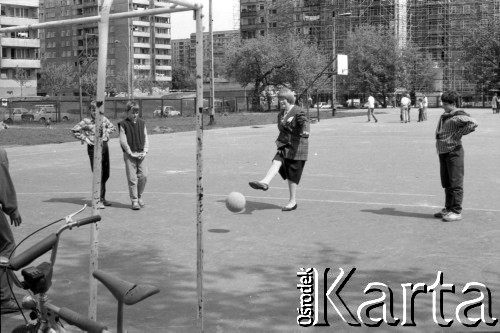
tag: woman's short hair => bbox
[441,91,460,106]
[278,88,296,104]
[126,100,139,112]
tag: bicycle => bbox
[1,205,160,333]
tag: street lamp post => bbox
[114,39,131,98]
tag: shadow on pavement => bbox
[361,207,435,220]
[44,197,132,210]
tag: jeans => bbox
[123,152,148,202]
[0,215,15,302]
[439,146,464,214]
[400,106,408,122]
[87,141,110,201]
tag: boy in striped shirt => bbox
[434,91,478,222]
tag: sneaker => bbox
[96,202,105,209]
[1,299,21,314]
[442,212,462,222]
[138,199,145,208]
[131,202,141,210]
[433,208,449,218]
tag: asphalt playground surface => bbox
[1,107,499,332]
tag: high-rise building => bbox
[0,0,40,97]
[171,38,191,68]
[188,30,239,77]
[38,0,172,96]
[239,0,500,96]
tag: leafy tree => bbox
[134,75,155,95]
[39,63,76,96]
[172,65,196,90]
[225,32,328,111]
[401,50,439,95]
[342,26,437,107]
[13,67,31,97]
[80,62,98,97]
[459,17,500,93]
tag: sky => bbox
[171,0,238,40]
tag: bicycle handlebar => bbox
[74,215,102,227]
[46,303,108,333]
[8,215,101,271]
[9,234,57,271]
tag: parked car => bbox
[31,105,71,123]
[2,108,32,124]
[153,106,180,117]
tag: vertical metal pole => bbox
[88,0,112,321]
[78,61,83,121]
[208,0,215,124]
[129,0,134,99]
[195,5,204,333]
[332,11,337,107]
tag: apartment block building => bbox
[171,38,191,68]
[240,0,500,96]
[0,0,40,97]
[171,30,240,78]
[38,0,172,96]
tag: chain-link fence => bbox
[2,95,282,124]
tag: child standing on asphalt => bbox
[434,91,478,222]
[119,101,149,210]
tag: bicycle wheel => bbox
[11,323,40,333]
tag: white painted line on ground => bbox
[275,186,436,197]
[16,191,499,213]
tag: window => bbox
[268,22,277,28]
[268,9,277,14]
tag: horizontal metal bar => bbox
[0,2,203,33]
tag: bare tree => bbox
[39,63,76,96]
[13,67,31,97]
[225,32,328,111]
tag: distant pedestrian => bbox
[422,95,428,121]
[119,101,149,210]
[417,98,424,122]
[71,101,116,209]
[492,93,499,114]
[0,148,23,314]
[366,95,377,123]
[249,87,309,211]
[400,94,411,123]
[45,117,52,128]
[433,90,478,222]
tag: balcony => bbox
[0,37,40,48]
[240,10,257,18]
[0,16,38,27]
[155,75,171,82]
[155,54,170,60]
[154,44,170,49]
[1,59,40,69]
[155,33,170,39]
[155,65,171,70]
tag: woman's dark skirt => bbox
[273,151,306,184]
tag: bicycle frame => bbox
[1,206,109,333]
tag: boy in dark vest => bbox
[119,101,149,210]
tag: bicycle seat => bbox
[93,270,159,305]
